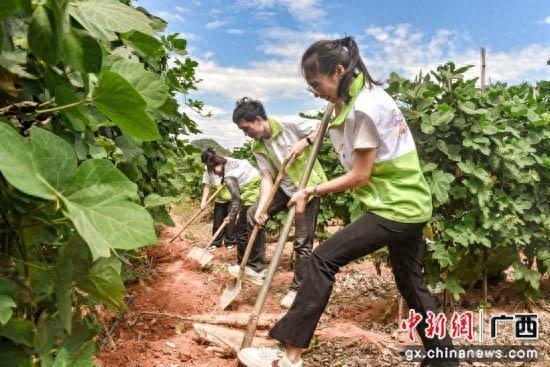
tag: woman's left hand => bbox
[288,189,309,215]
[286,139,308,161]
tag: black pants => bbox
[246,189,320,289]
[269,213,458,367]
[211,202,236,247]
[235,205,265,272]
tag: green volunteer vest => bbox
[239,175,261,206]
[329,73,433,223]
[252,118,327,193]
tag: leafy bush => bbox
[386,63,548,301]
[0,0,204,364]
[226,64,548,302]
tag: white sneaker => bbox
[238,347,303,367]
[226,265,265,286]
[280,290,297,309]
[227,264,240,277]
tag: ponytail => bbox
[301,36,380,102]
[201,148,227,174]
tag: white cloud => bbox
[203,51,215,59]
[190,23,548,115]
[178,32,199,41]
[270,113,303,123]
[174,5,187,13]
[206,20,228,30]
[239,0,325,24]
[361,23,550,84]
[194,57,306,101]
[226,28,244,35]
[182,23,549,148]
[545,16,550,24]
[259,27,339,59]
[155,10,185,24]
[181,104,247,149]
[202,104,227,116]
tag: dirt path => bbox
[96,205,549,367]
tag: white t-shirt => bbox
[328,84,414,171]
[202,170,222,185]
[224,157,259,188]
[202,169,227,203]
[254,119,318,196]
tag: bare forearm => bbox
[256,175,273,215]
[308,149,375,196]
[313,171,370,197]
[201,186,210,206]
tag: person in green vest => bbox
[201,149,261,274]
[238,38,458,367]
[231,97,327,309]
[200,150,236,251]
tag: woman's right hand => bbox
[200,203,207,211]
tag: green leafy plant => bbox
[386,63,549,301]
[0,0,204,364]
[227,64,548,302]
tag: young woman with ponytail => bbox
[238,37,458,367]
[200,148,264,283]
[200,149,236,251]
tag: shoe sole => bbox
[238,349,275,367]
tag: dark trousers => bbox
[246,189,320,290]
[269,213,458,366]
[211,202,236,247]
[235,205,266,272]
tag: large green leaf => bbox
[61,159,157,260]
[0,50,35,79]
[78,257,126,309]
[110,59,169,109]
[0,295,16,326]
[429,170,455,205]
[54,340,95,367]
[69,9,116,42]
[149,206,176,227]
[0,121,55,199]
[68,0,154,36]
[459,101,488,115]
[56,86,91,132]
[0,318,36,347]
[0,280,17,296]
[457,160,492,184]
[0,0,18,20]
[92,71,161,141]
[54,321,96,367]
[0,341,32,367]
[430,109,455,126]
[30,126,77,192]
[144,194,180,208]
[121,30,163,63]
[513,261,541,294]
[171,38,187,55]
[62,26,102,73]
[33,313,63,361]
[28,5,61,65]
[0,122,156,260]
[55,245,74,333]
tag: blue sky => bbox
[135,0,550,149]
